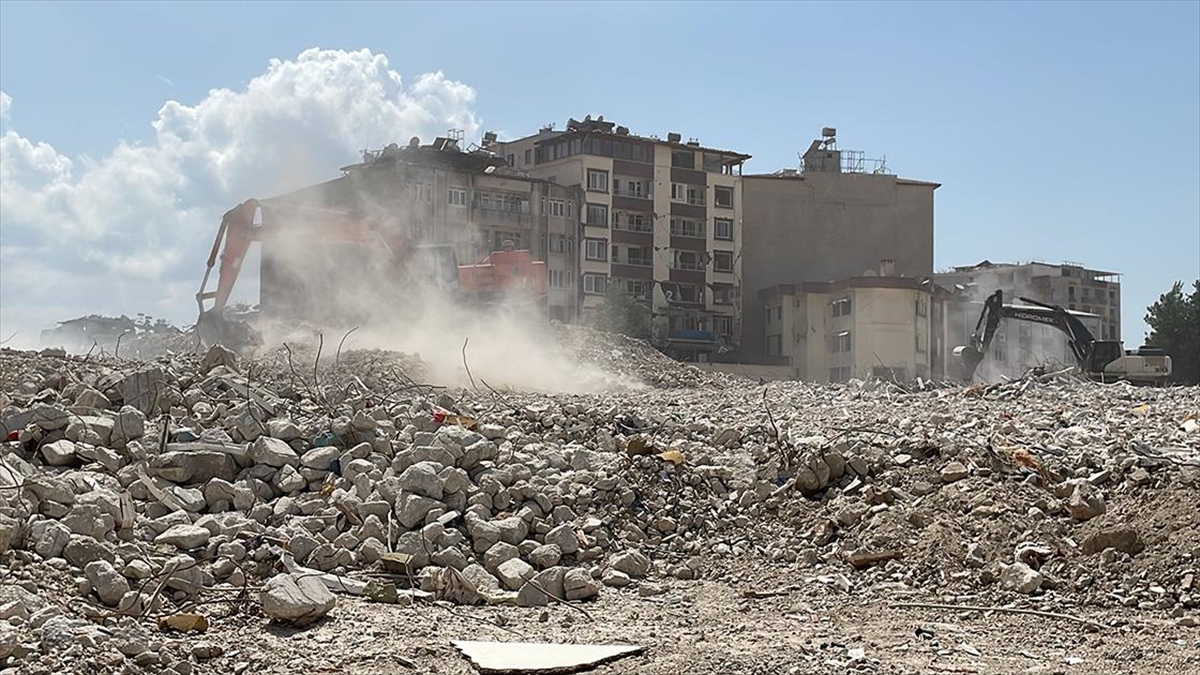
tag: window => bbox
[616,179,650,198]
[997,332,1006,343]
[669,218,704,238]
[1068,286,1077,299]
[585,238,608,261]
[714,286,736,305]
[832,297,852,317]
[1018,323,1032,338]
[915,296,927,317]
[624,279,652,299]
[687,185,705,206]
[671,183,686,202]
[671,150,695,169]
[993,346,1007,362]
[524,149,531,165]
[549,199,566,217]
[714,186,734,208]
[587,169,609,192]
[583,274,607,295]
[448,188,467,206]
[1109,290,1116,301]
[663,283,701,304]
[767,335,782,356]
[585,203,608,227]
[493,231,521,250]
[776,306,782,320]
[713,251,734,272]
[548,270,566,288]
[714,218,734,241]
[615,212,652,232]
[916,332,927,353]
[830,331,852,353]
[672,250,703,271]
[713,316,733,337]
[506,154,515,166]
[829,367,851,383]
[549,234,571,253]
[417,183,433,202]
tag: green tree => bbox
[1144,279,1200,385]
[594,286,652,339]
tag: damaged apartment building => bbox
[256,134,582,323]
[934,260,1117,380]
[493,117,750,359]
[734,128,942,382]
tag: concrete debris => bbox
[0,327,1197,673]
[451,639,644,674]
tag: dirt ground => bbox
[184,561,1200,675]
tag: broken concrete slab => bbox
[451,640,643,674]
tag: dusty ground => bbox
[182,568,1200,675]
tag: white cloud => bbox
[0,48,482,347]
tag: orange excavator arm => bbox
[196,199,261,316]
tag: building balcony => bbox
[614,256,652,267]
[669,224,706,239]
[612,219,653,233]
[612,187,652,200]
[669,260,705,272]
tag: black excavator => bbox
[954,290,1172,385]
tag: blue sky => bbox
[1,0,1197,347]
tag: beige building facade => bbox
[493,117,750,357]
[740,129,938,360]
[758,276,935,383]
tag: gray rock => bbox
[563,568,599,601]
[398,462,444,500]
[432,547,469,570]
[65,415,114,446]
[251,436,300,468]
[155,524,211,549]
[495,517,528,545]
[495,558,535,591]
[61,504,114,540]
[940,461,969,483]
[41,439,77,466]
[610,550,651,578]
[396,494,440,529]
[602,569,633,587]
[517,567,566,607]
[1000,562,1043,594]
[1067,484,1106,521]
[32,520,71,559]
[484,541,520,575]
[0,514,18,555]
[301,446,340,471]
[84,560,129,606]
[275,465,306,493]
[110,406,146,446]
[528,544,562,569]
[545,524,580,555]
[148,451,236,484]
[260,573,335,626]
[74,387,111,409]
[64,535,115,567]
[1081,526,1144,555]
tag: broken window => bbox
[671,150,695,169]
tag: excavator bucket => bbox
[953,344,987,381]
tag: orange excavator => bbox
[196,198,548,350]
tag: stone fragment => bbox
[602,570,632,587]
[301,446,340,471]
[1081,526,1144,555]
[1067,484,1106,521]
[33,520,71,559]
[563,568,599,601]
[517,567,566,607]
[484,541,520,575]
[147,451,237,484]
[155,524,211,549]
[260,573,336,626]
[251,436,300,468]
[398,462,444,500]
[940,461,969,483]
[528,544,562,569]
[41,439,77,466]
[85,560,130,606]
[545,524,580,555]
[609,550,651,578]
[495,558,536,591]
[1000,562,1043,594]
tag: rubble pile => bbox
[0,332,1197,673]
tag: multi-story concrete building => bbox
[740,129,939,360]
[935,260,1117,379]
[493,117,750,357]
[258,136,582,323]
[758,268,937,383]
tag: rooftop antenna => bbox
[448,128,464,142]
